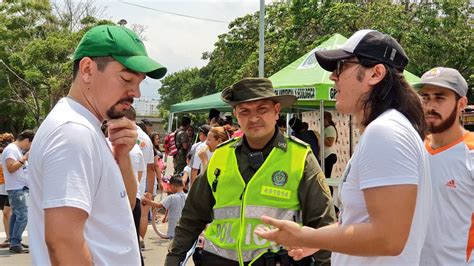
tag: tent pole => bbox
[168,113,174,133]
[320,100,325,175]
[286,112,290,135]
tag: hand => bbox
[144,192,153,200]
[288,247,320,261]
[141,197,151,205]
[107,117,137,159]
[23,151,30,161]
[254,215,306,248]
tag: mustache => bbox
[425,110,441,118]
[115,97,134,106]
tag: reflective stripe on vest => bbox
[203,239,281,262]
[204,138,309,265]
[213,205,302,222]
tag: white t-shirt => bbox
[137,126,154,194]
[191,142,213,170]
[332,109,431,265]
[420,132,474,265]
[130,144,145,199]
[28,98,140,265]
[323,125,337,158]
[1,142,28,190]
[162,191,187,238]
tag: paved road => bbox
[0,224,194,265]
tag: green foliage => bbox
[159,0,473,113]
[0,1,113,133]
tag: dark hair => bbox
[186,153,193,161]
[136,121,147,134]
[72,56,114,80]
[18,130,35,142]
[181,116,191,127]
[289,117,303,133]
[150,132,162,152]
[101,121,108,137]
[169,174,184,187]
[122,106,136,121]
[277,116,286,128]
[324,111,338,143]
[357,56,427,139]
[208,108,220,120]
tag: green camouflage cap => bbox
[73,25,167,79]
[221,78,297,108]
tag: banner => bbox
[275,87,315,100]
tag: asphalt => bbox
[0,224,194,266]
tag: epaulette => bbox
[216,137,239,149]
[288,135,310,147]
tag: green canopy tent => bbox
[168,92,230,131]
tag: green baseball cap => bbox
[73,25,167,79]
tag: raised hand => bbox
[107,117,137,159]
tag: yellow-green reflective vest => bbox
[203,138,309,265]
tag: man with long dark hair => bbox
[255,29,431,265]
[414,67,473,265]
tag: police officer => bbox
[165,78,336,266]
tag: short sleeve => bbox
[3,147,19,161]
[324,126,337,139]
[41,122,101,214]
[357,121,421,190]
[162,194,174,210]
[192,152,202,170]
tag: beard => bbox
[426,104,458,134]
[106,97,134,119]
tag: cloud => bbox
[99,0,272,97]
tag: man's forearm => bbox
[146,164,155,195]
[117,155,137,209]
[48,239,92,266]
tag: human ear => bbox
[78,57,94,83]
[367,64,386,86]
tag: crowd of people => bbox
[0,24,472,266]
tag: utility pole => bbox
[258,0,265,77]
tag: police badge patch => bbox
[272,171,288,186]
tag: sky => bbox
[97,0,274,99]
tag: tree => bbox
[0,0,112,133]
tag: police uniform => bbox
[165,129,336,266]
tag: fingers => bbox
[288,248,305,261]
[260,215,284,228]
[107,117,137,155]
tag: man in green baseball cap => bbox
[28,24,167,265]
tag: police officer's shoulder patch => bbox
[216,137,239,149]
[316,171,332,199]
[288,135,310,147]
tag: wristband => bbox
[19,160,24,165]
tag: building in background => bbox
[134,97,166,136]
[134,97,160,116]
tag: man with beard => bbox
[27,25,166,265]
[414,67,473,265]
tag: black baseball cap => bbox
[315,29,409,72]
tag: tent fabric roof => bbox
[170,93,231,113]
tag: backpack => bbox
[164,130,181,157]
